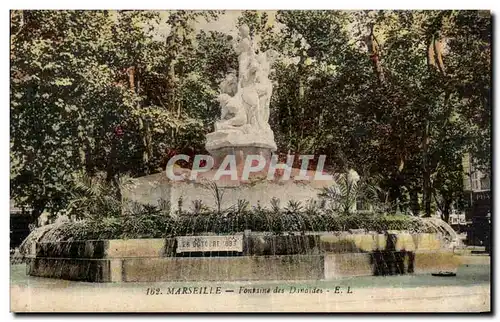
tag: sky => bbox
[153,10,280,40]
[197,10,242,35]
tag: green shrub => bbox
[25,208,433,244]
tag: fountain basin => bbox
[25,231,461,282]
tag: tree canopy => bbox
[10,10,491,222]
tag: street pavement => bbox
[10,255,490,312]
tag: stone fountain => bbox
[121,24,335,212]
[23,25,461,283]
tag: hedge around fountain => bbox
[20,210,436,253]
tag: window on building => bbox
[471,171,490,191]
[480,174,491,190]
[471,171,482,191]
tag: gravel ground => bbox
[10,256,490,312]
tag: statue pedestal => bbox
[209,146,273,168]
[122,171,333,213]
[205,128,278,177]
[205,129,277,157]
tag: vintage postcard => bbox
[9,9,491,313]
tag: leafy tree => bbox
[10,10,491,223]
[11,10,138,220]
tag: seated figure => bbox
[214,73,248,132]
[215,93,247,131]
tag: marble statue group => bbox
[205,24,278,153]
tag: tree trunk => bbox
[133,72,152,168]
[287,94,293,155]
[427,35,436,68]
[30,199,47,227]
[167,62,176,112]
[126,66,136,92]
[366,25,385,85]
[422,32,448,218]
[442,199,451,223]
[112,174,122,208]
[144,120,152,165]
[427,35,446,76]
[410,189,420,216]
[298,68,305,152]
[422,120,432,217]
[106,139,117,183]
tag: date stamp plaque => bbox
[176,235,243,253]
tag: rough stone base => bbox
[324,251,460,278]
[26,251,460,283]
[26,258,111,282]
[122,255,324,282]
[122,172,331,213]
[26,232,459,283]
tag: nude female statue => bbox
[214,26,275,133]
[215,73,247,131]
[255,51,276,125]
[234,24,254,89]
[205,24,277,153]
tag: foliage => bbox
[10,10,491,223]
[65,171,125,219]
[23,203,432,243]
[10,10,222,220]
[319,169,381,214]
